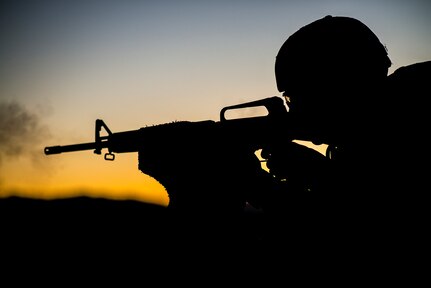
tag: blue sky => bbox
[2,1,430,125]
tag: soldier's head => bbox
[275,15,392,142]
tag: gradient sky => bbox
[1,0,430,206]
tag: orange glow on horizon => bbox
[1,151,170,206]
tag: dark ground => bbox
[1,196,423,284]
[0,199,277,284]
[0,196,269,268]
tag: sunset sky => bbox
[1,0,430,206]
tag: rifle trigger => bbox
[104,152,115,161]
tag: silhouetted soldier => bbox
[262,15,430,264]
[137,15,430,263]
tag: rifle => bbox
[44,96,290,160]
[44,96,293,214]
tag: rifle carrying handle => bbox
[220,96,287,121]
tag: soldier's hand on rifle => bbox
[262,141,330,195]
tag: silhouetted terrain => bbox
[0,196,265,266]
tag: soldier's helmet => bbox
[275,15,392,97]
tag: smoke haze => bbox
[0,100,50,166]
